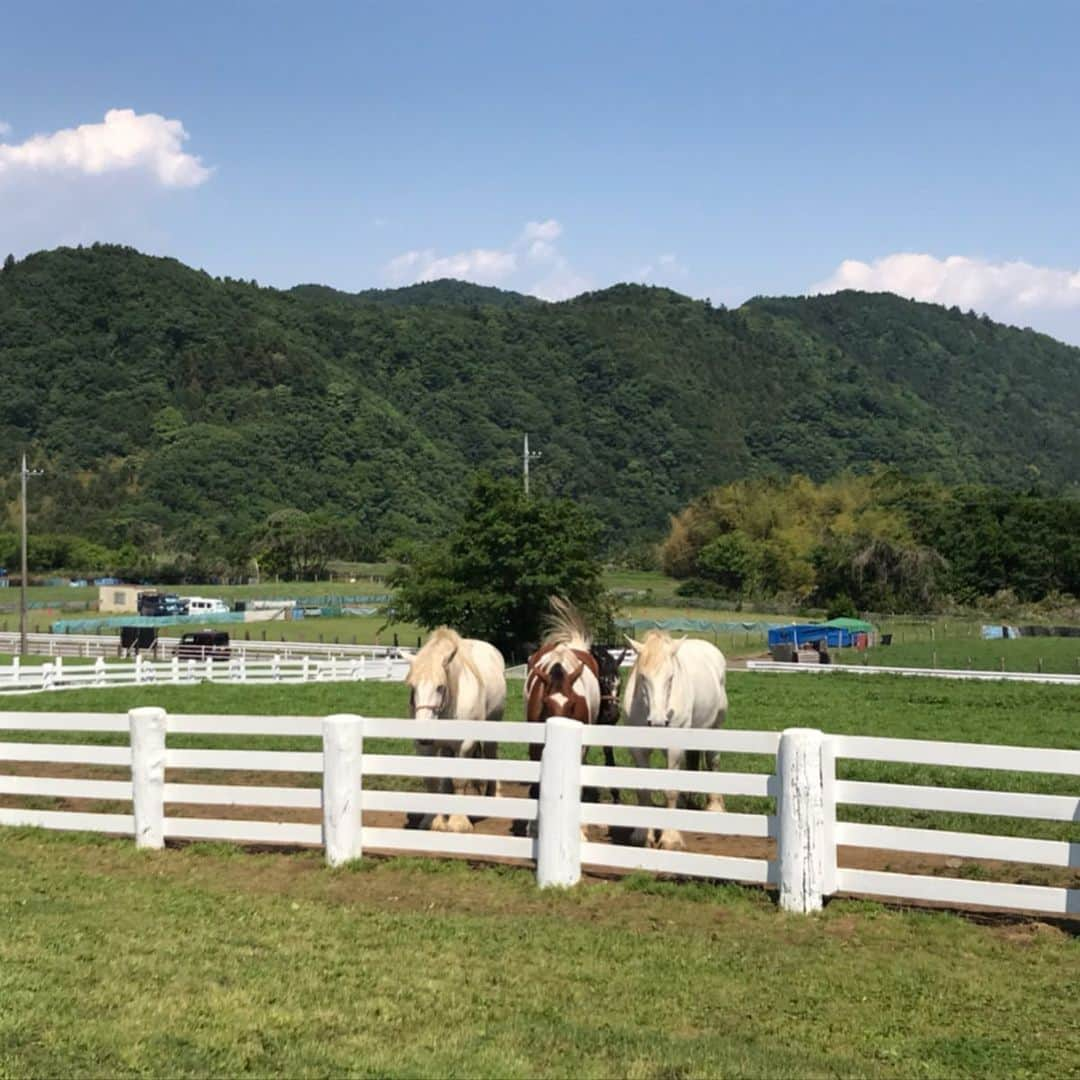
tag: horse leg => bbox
[515,743,542,838]
[603,743,621,805]
[705,748,726,812]
[443,741,475,833]
[683,749,701,810]
[655,747,686,851]
[630,745,653,847]
[414,743,444,833]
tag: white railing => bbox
[0,631,416,663]
[0,654,411,693]
[0,711,1075,917]
[746,659,1080,686]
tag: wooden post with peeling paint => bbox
[322,714,364,866]
[537,716,583,888]
[129,706,167,850]
[777,727,827,913]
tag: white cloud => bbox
[0,121,10,137]
[522,219,562,243]
[384,247,517,285]
[813,253,1080,313]
[0,108,210,188]
[637,252,688,284]
[383,217,590,299]
[531,269,592,301]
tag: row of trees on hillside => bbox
[3,245,1079,565]
[662,473,1080,610]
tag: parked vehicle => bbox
[183,596,231,616]
[176,630,231,662]
[138,592,187,618]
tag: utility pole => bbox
[19,454,43,657]
[523,434,541,496]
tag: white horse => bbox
[622,631,728,851]
[405,627,506,833]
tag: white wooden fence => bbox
[0,710,1076,918]
[0,631,415,663]
[0,654,411,694]
[746,659,1080,686]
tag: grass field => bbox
[1,674,1078,1076]
[836,636,1080,675]
[1,831,1077,1078]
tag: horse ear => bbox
[625,635,644,653]
[442,647,458,668]
[672,635,689,653]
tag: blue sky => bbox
[5,2,1080,339]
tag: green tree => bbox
[391,475,609,659]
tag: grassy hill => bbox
[0,244,1076,561]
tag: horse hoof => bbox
[658,829,685,852]
[431,816,448,832]
[446,814,473,834]
[707,795,726,813]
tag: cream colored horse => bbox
[623,631,728,850]
[406,627,506,833]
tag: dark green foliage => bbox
[290,277,540,309]
[0,246,1078,574]
[667,473,1079,609]
[390,476,608,658]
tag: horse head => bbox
[626,631,688,727]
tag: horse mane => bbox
[635,630,678,677]
[409,626,484,693]
[542,596,591,651]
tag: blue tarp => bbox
[768,624,861,648]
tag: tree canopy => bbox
[662,473,1080,609]
[0,245,1077,577]
[390,476,609,658]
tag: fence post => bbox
[322,714,364,866]
[272,654,281,681]
[777,727,827,913]
[129,706,167,849]
[171,655,180,683]
[536,716,583,888]
[54,655,63,687]
[11,655,18,685]
[94,656,105,686]
[205,655,213,683]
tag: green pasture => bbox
[837,635,1080,675]
[1,830,1076,1079]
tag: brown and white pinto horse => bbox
[525,598,601,732]
[520,599,613,833]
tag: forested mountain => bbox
[0,244,1076,571]
[290,279,540,309]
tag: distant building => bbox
[99,584,140,614]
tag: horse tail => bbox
[543,596,592,650]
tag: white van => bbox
[183,596,231,616]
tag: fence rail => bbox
[746,659,1080,685]
[0,710,1076,918]
[0,654,410,694]
[0,631,415,663]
